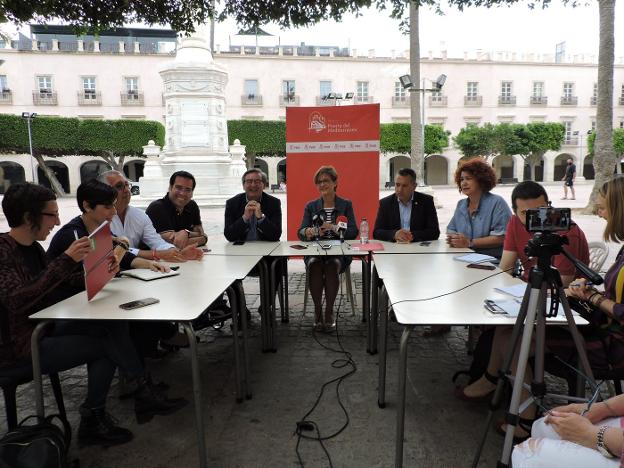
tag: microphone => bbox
[336,215,348,243]
[311,210,325,240]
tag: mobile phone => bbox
[290,244,308,250]
[233,241,245,246]
[201,247,211,253]
[419,241,431,246]
[119,298,160,310]
[170,266,180,271]
[467,263,496,271]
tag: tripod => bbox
[472,232,600,467]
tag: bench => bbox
[270,184,280,192]
[384,181,394,189]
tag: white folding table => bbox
[29,256,261,468]
[372,253,588,468]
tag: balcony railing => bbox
[563,137,579,146]
[429,95,447,107]
[0,90,12,105]
[464,95,483,106]
[354,95,374,103]
[279,95,300,106]
[498,95,516,105]
[590,96,597,106]
[560,96,578,106]
[121,91,144,106]
[316,96,337,106]
[530,96,548,106]
[32,90,58,105]
[78,90,102,105]
[619,97,624,106]
[241,94,263,106]
[392,96,410,107]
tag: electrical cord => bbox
[294,296,357,468]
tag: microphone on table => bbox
[336,215,348,243]
[311,210,325,240]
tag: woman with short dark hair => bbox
[447,158,511,259]
[298,166,358,331]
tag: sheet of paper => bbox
[454,253,497,264]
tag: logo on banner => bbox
[308,111,326,133]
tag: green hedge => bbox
[0,113,165,156]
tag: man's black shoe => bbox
[78,406,133,447]
[134,378,189,425]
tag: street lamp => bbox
[326,92,354,106]
[399,73,447,185]
[573,129,592,176]
[21,112,38,183]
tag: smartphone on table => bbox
[466,263,496,271]
[119,298,160,310]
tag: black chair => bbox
[0,315,66,430]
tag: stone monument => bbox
[137,25,245,207]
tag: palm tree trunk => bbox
[409,1,424,186]
[34,155,65,196]
[584,0,616,213]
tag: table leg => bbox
[31,321,50,418]
[234,280,252,400]
[396,325,414,468]
[226,286,244,402]
[362,254,371,324]
[282,258,289,323]
[370,265,379,355]
[258,258,270,352]
[181,322,208,468]
[377,286,389,408]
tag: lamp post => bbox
[21,112,38,183]
[326,92,354,106]
[399,73,446,186]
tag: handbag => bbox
[0,414,72,468]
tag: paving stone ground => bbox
[0,182,614,467]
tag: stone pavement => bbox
[0,182,615,467]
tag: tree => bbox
[587,128,624,165]
[522,122,565,180]
[424,124,450,155]
[453,123,499,160]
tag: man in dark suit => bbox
[373,167,440,242]
[224,168,282,242]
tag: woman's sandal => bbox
[454,371,498,402]
[495,416,534,443]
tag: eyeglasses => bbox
[41,212,60,219]
[244,178,263,185]
[113,181,131,191]
[316,178,333,185]
[173,185,193,194]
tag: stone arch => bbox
[554,153,575,181]
[491,154,514,181]
[0,161,26,194]
[523,156,544,182]
[124,160,146,181]
[277,158,286,183]
[424,155,448,185]
[80,160,111,184]
[38,160,70,194]
[388,155,411,182]
[253,158,269,181]
[583,155,595,180]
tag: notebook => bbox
[84,221,115,301]
[120,269,180,281]
[454,253,497,264]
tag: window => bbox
[319,81,332,99]
[282,80,295,100]
[592,83,597,99]
[125,77,139,93]
[501,81,512,98]
[532,82,544,97]
[430,90,443,102]
[618,119,624,129]
[82,76,96,98]
[356,81,369,101]
[37,76,52,93]
[592,120,597,132]
[394,81,406,99]
[466,82,478,98]
[562,121,573,142]
[563,82,574,98]
[244,79,258,98]
[0,75,8,91]
[621,84,624,100]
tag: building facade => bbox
[1,25,624,193]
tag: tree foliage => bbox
[587,128,624,155]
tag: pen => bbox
[570,282,593,287]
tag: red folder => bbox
[83,221,116,301]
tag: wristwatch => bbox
[597,425,616,458]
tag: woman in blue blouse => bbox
[298,166,358,331]
[447,158,511,259]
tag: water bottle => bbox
[359,218,369,244]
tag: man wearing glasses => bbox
[146,171,208,250]
[224,168,282,242]
[99,170,201,262]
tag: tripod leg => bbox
[530,285,548,406]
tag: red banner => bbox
[286,104,380,240]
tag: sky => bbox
[214,1,622,59]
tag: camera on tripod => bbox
[525,205,571,233]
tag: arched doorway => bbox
[554,154,575,181]
[80,160,111,184]
[277,158,286,183]
[424,155,448,185]
[492,154,514,181]
[124,160,145,181]
[388,155,411,182]
[523,156,544,182]
[38,160,70,194]
[0,162,26,194]
[583,155,595,180]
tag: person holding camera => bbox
[512,176,624,466]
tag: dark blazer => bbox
[224,192,282,242]
[373,191,440,242]
[298,196,358,241]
